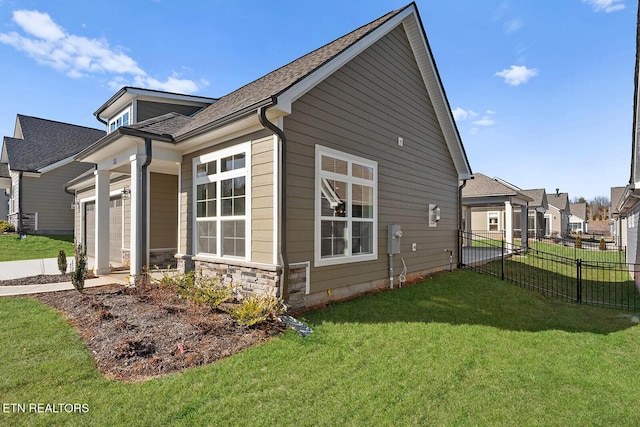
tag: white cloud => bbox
[452,107,478,122]
[0,10,205,93]
[495,65,539,86]
[473,110,496,127]
[583,0,625,13]
[504,18,524,33]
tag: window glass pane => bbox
[321,156,348,175]
[198,221,216,255]
[320,179,347,217]
[221,177,245,217]
[221,153,245,172]
[352,163,373,180]
[110,122,115,132]
[352,184,373,218]
[123,112,129,126]
[196,183,216,218]
[352,222,373,254]
[321,220,348,257]
[196,164,207,178]
[222,220,245,257]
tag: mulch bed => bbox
[34,283,287,382]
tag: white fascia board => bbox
[38,156,75,174]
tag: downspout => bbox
[140,137,152,271]
[457,179,468,267]
[17,171,23,238]
[258,105,289,302]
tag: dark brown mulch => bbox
[34,283,287,382]
[0,274,72,286]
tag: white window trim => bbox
[488,211,500,231]
[192,141,252,261]
[314,145,378,267]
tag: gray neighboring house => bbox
[71,3,473,310]
[462,173,533,247]
[569,202,588,234]
[519,188,548,238]
[0,163,9,221]
[0,115,105,234]
[545,191,572,238]
[610,186,627,248]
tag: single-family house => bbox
[545,191,571,238]
[518,188,548,239]
[569,202,588,234]
[0,115,105,234]
[461,173,533,248]
[69,3,473,309]
[610,186,627,249]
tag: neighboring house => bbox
[610,186,627,249]
[545,191,572,238]
[70,3,473,309]
[461,173,533,248]
[0,163,9,221]
[569,202,588,234]
[518,188,548,239]
[0,115,105,234]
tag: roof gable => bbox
[4,115,105,172]
[547,193,569,211]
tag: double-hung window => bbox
[315,145,377,266]
[194,142,250,259]
[488,211,499,231]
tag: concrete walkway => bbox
[0,258,129,296]
[0,275,128,296]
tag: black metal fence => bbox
[460,230,640,311]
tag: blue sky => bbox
[0,0,635,201]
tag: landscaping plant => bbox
[57,249,67,275]
[0,219,15,233]
[71,244,87,293]
[223,294,284,327]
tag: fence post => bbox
[576,258,582,304]
[501,239,505,281]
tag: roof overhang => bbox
[94,87,217,122]
[0,177,10,190]
[462,193,532,207]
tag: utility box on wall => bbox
[429,204,441,228]
[388,224,402,254]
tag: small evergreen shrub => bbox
[57,249,68,275]
[0,220,15,233]
[71,244,88,294]
[599,238,607,251]
[575,235,582,249]
[159,270,235,309]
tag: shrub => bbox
[159,270,235,309]
[223,294,284,327]
[599,238,607,251]
[0,220,15,233]
[57,249,68,275]
[575,235,582,249]
[71,244,87,294]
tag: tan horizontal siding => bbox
[284,25,460,293]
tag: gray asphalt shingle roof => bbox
[547,193,569,211]
[462,173,522,197]
[569,203,587,220]
[520,189,546,208]
[610,186,626,213]
[5,115,105,172]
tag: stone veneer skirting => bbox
[8,212,37,233]
[122,248,177,270]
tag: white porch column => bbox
[94,170,110,275]
[520,205,529,248]
[129,153,150,277]
[504,201,513,251]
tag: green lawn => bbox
[1,269,640,426]
[0,234,74,262]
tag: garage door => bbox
[83,198,123,263]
